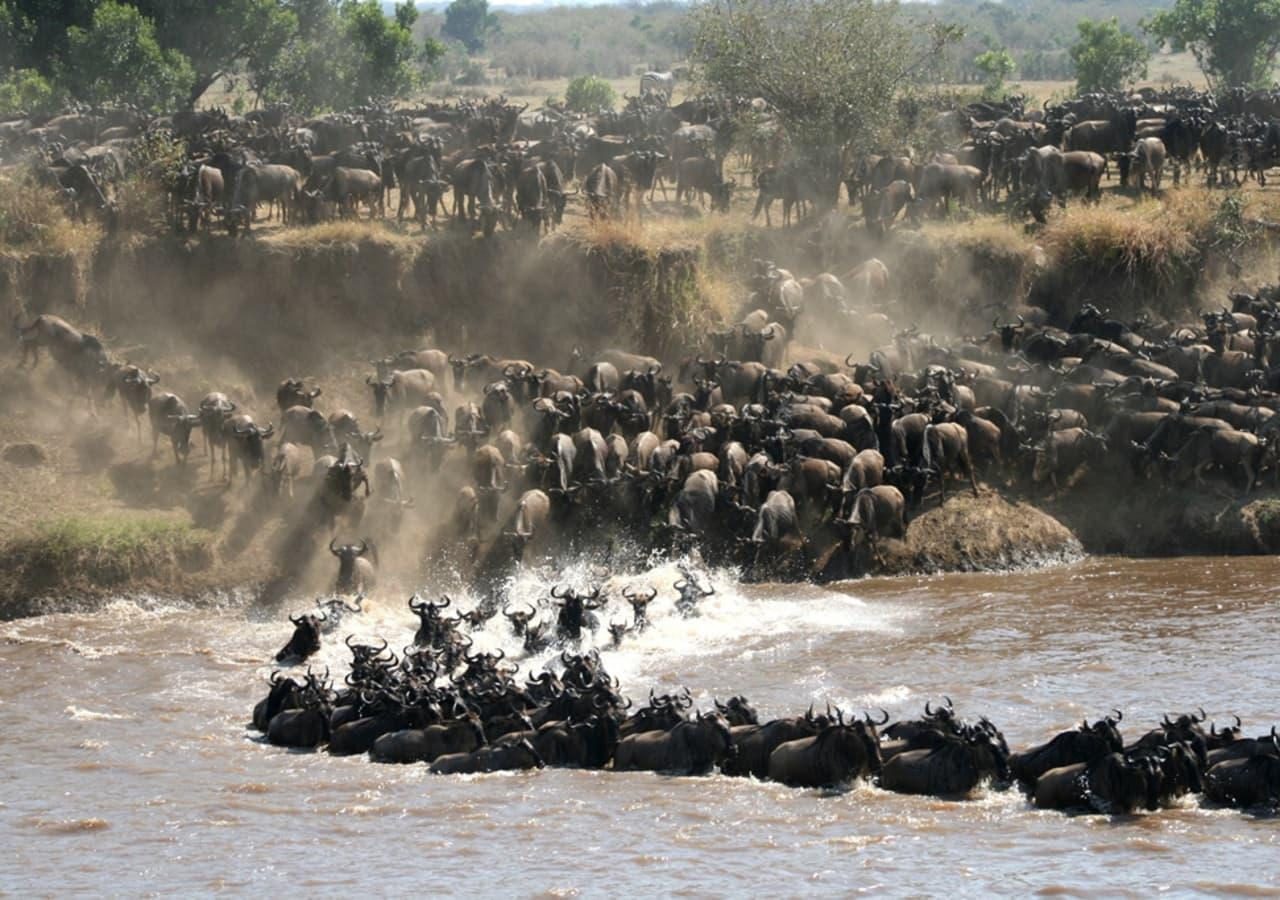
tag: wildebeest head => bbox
[621,585,657,626]
[502,602,537,637]
[327,442,367,501]
[366,372,395,417]
[714,695,759,726]
[168,413,202,461]
[277,377,322,411]
[329,538,372,591]
[276,612,324,663]
[231,420,274,467]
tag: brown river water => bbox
[3,555,1279,896]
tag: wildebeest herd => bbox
[251,610,1280,813]
[16,246,1280,590]
[13,81,1280,239]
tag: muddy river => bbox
[3,556,1278,895]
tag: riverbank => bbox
[4,193,1280,618]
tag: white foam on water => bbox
[256,555,908,698]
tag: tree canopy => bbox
[62,1,194,111]
[443,0,499,54]
[1145,0,1280,89]
[0,0,431,110]
[690,0,958,198]
[1071,18,1150,94]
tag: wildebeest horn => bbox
[329,539,340,556]
[1233,714,1242,728]
[1194,707,1206,723]
[289,613,303,625]
[1111,708,1123,722]
[356,540,368,557]
[867,708,890,725]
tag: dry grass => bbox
[258,218,423,252]
[1040,193,1209,280]
[0,171,102,257]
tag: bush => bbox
[0,68,63,117]
[455,60,487,85]
[565,74,616,112]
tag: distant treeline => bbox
[410,0,1170,87]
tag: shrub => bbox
[565,74,616,112]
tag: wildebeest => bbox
[275,612,323,663]
[1033,752,1158,814]
[879,724,1010,797]
[147,392,200,464]
[1010,713,1125,788]
[330,539,377,593]
[429,737,545,774]
[767,711,886,788]
[224,414,275,483]
[613,711,735,775]
[676,156,734,212]
[583,162,622,219]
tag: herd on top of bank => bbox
[6,82,1280,234]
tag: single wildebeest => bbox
[269,441,309,498]
[767,711,887,788]
[676,156,735,212]
[275,612,323,663]
[276,378,321,412]
[370,716,487,765]
[1130,137,1167,194]
[330,539,377,593]
[1033,752,1159,814]
[428,738,546,775]
[147,392,200,464]
[583,162,622,219]
[368,368,436,419]
[224,415,275,483]
[1009,712,1125,788]
[613,712,735,775]
[879,725,1010,797]
[198,393,237,479]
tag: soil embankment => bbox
[0,213,1276,617]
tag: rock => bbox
[3,442,48,467]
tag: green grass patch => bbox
[0,515,213,616]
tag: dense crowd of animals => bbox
[10,81,1280,240]
[250,616,1280,813]
[16,254,1280,589]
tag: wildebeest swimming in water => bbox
[247,611,1280,814]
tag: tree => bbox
[252,0,423,112]
[1145,0,1280,89]
[691,0,959,202]
[564,74,616,112]
[0,0,95,75]
[973,47,1015,98]
[340,0,419,102]
[0,68,62,116]
[443,0,498,54]
[131,0,295,107]
[60,2,193,111]
[1070,19,1150,93]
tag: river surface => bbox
[3,556,1278,896]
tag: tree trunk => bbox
[185,71,224,111]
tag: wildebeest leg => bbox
[965,453,979,496]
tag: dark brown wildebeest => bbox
[676,156,734,212]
